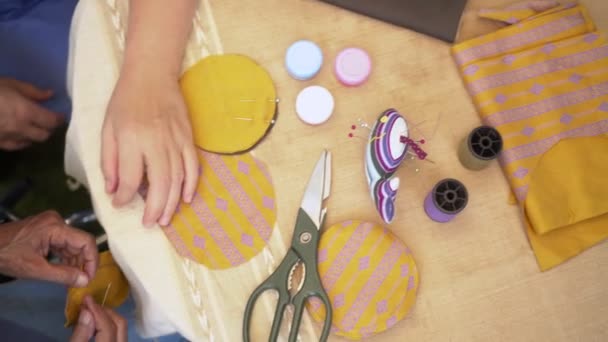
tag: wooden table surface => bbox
[210,1,608,341]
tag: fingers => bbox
[6,99,63,147]
[70,308,95,342]
[84,296,127,342]
[0,139,31,151]
[39,262,90,287]
[181,143,199,204]
[142,147,170,227]
[26,101,64,130]
[84,296,114,335]
[50,225,98,280]
[159,146,184,226]
[6,79,53,101]
[22,124,51,143]
[112,137,144,207]
[105,308,128,342]
[101,123,119,194]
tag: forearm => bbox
[121,0,197,81]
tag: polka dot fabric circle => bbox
[308,220,419,340]
[163,151,277,269]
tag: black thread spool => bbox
[458,126,503,170]
[424,178,468,223]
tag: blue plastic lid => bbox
[285,40,323,80]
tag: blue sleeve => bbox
[0,0,78,119]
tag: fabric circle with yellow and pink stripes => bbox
[163,149,277,269]
[308,220,419,340]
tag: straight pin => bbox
[102,282,112,307]
[369,133,386,143]
[233,116,276,124]
[406,151,435,164]
[239,98,280,103]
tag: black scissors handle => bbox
[243,250,299,342]
[288,275,332,342]
[243,209,333,342]
[288,209,332,342]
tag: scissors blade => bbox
[300,150,331,229]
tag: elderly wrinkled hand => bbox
[0,211,98,287]
[0,78,64,151]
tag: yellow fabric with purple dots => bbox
[163,150,277,269]
[308,220,419,340]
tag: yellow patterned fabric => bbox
[308,221,418,340]
[477,0,561,24]
[163,150,277,269]
[180,54,277,154]
[64,251,130,326]
[452,3,608,270]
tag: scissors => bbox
[243,150,333,342]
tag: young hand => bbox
[101,72,198,228]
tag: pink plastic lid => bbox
[334,47,372,87]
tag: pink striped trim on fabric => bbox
[478,68,608,109]
[308,224,362,313]
[320,222,374,292]
[358,317,378,339]
[468,45,608,95]
[380,265,414,329]
[203,152,273,242]
[246,173,266,197]
[163,225,196,259]
[314,228,388,316]
[394,275,418,315]
[340,241,404,332]
[455,13,585,66]
[485,81,608,126]
[199,175,261,244]
[175,213,221,268]
[501,106,603,140]
[375,263,409,312]
[513,185,530,202]
[190,193,246,266]
[472,33,601,74]
[500,119,608,164]
[253,157,273,185]
[198,166,260,253]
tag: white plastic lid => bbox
[295,86,334,125]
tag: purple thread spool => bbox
[424,179,468,223]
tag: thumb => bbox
[7,79,53,101]
[70,308,96,342]
[39,263,90,287]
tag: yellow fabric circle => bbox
[308,220,419,340]
[64,251,130,326]
[163,150,277,269]
[180,54,277,154]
